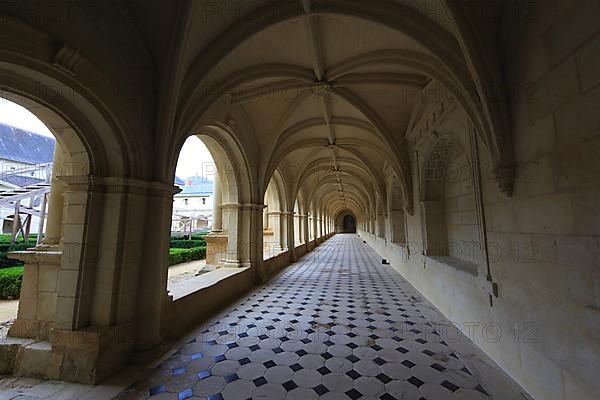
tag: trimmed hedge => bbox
[170,233,208,241]
[170,239,206,249]
[0,266,24,299]
[0,240,37,252]
[0,252,22,269]
[0,239,207,298]
[0,234,36,242]
[168,246,207,266]
[0,240,35,269]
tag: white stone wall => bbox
[444,144,480,265]
[360,4,600,400]
[172,195,213,228]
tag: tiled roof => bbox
[175,175,213,196]
[0,122,55,164]
[1,175,46,187]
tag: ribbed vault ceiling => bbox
[185,7,443,218]
[0,0,509,220]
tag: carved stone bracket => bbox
[494,165,516,198]
[53,42,82,76]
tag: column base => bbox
[205,233,229,267]
[7,250,62,341]
[2,323,136,385]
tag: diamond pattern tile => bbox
[115,235,501,399]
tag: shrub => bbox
[0,252,22,269]
[0,241,37,253]
[0,242,33,269]
[0,266,24,299]
[0,234,37,243]
[170,233,208,241]
[168,246,207,266]
[170,239,206,249]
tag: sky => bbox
[0,97,214,180]
[0,98,53,137]
[175,136,215,180]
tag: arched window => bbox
[263,171,287,260]
[421,135,480,273]
[388,177,407,244]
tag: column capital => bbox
[266,210,294,216]
[222,202,266,211]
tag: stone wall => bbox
[359,3,600,399]
[444,144,480,265]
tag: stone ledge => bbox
[162,267,253,339]
[7,250,62,263]
[168,267,250,301]
[427,255,480,277]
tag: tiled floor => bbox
[115,235,524,400]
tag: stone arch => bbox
[293,190,307,247]
[177,1,514,198]
[336,210,357,233]
[0,79,128,344]
[420,133,481,268]
[171,124,255,268]
[1,93,91,340]
[387,176,407,244]
[263,169,289,259]
[420,135,454,257]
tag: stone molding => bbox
[221,202,266,211]
[55,175,181,197]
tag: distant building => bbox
[172,175,214,233]
[0,122,54,187]
[0,123,55,235]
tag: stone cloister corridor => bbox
[0,1,599,399]
[114,235,525,400]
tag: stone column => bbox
[221,202,262,269]
[8,173,89,340]
[302,215,309,244]
[135,182,181,353]
[206,170,228,266]
[285,211,295,261]
[377,213,386,238]
[280,211,289,253]
[221,202,240,267]
[211,169,222,232]
[42,144,67,246]
[319,218,324,240]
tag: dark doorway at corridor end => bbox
[343,215,356,233]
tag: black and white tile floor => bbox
[116,235,520,400]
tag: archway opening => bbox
[263,172,287,260]
[167,136,215,290]
[0,95,90,341]
[292,195,306,247]
[343,214,357,233]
